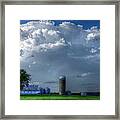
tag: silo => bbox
[59,76,66,95]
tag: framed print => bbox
[0,0,119,119]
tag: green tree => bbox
[20,69,31,90]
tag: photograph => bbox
[20,20,100,100]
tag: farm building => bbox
[20,75,99,96]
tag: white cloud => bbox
[90,26,98,30]
[59,21,82,31]
[85,26,100,41]
[59,21,75,28]
[20,20,100,61]
[81,72,91,77]
[86,32,100,41]
[90,48,97,53]
[32,61,36,64]
[48,30,60,36]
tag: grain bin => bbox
[59,76,66,95]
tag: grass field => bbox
[20,94,100,100]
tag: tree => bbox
[20,69,31,90]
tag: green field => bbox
[20,94,100,100]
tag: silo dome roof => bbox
[59,76,66,80]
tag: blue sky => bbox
[20,20,100,29]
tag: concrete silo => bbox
[59,76,66,95]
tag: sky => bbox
[20,20,100,29]
[20,20,100,92]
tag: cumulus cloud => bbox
[59,22,78,30]
[85,26,100,41]
[20,20,100,92]
[81,72,92,77]
[90,48,97,53]
[86,32,100,41]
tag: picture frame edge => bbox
[0,0,119,119]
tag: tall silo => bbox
[59,76,66,95]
